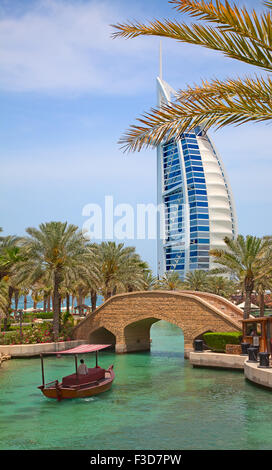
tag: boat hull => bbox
[39,366,115,400]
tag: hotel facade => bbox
[157,77,238,279]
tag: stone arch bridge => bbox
[73,291,243,357]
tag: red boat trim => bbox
[49,344,112,355]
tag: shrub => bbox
[0,321,74,345]
[23,312,53,321]
[203,332,242,353]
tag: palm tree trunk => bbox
[24,295,27,311]
[77,289,83,315]
[243,275,255,320]
[59,296,62,331]
[259,292,265,317]
[47,295,51,312]
[52,270,62,341]
[4,286,13,331]
[14,289,19,312]
[66,293,70,314]
[244,289,252,319]
[104,277,112,300]
[91,290,97,312]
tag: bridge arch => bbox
[124,318,160,353]
[89,327,116,348]
[73,291,242,357]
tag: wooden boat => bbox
[38,344,115,401]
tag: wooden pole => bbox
[40,354,45,387]
[75,355,79,384]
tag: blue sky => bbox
[0,0,271,272]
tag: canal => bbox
[0,321,272,450]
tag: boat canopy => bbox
[49,344,111,355]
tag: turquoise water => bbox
[1,321,272,450]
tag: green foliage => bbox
[23,312,53,321]
[203,332,242,352]
[62,311,74,325]
[0,321,73,345]
[158,270,183,290]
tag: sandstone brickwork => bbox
[73,291,242,356]
[225,344,242,355]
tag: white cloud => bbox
[0,0,159,94]
[0,0,261,96]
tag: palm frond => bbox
[112,16,272,71]
[264,1,272,10]
[177,74,272,101]
[170,0,272,51]
[118,75,272,152]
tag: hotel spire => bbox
[159,41,163,80]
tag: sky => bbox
[0,0,271,273]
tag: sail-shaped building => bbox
[156,76,238,279]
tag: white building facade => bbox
[157,77,238,279]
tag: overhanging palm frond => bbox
[264,1,272,10]
[112,13,272,71]
[113,1,272,151]
[170,0,272,50]
[118,75,272,152]
[177,75,272,100]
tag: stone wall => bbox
[225,344,242,355]
[0,339,87,357]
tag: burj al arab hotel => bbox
[156,74,238,279]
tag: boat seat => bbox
[62,368,106,386]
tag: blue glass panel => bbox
[189,263,198,269]
[194,178,206,183]
[194,184,207,189]
[187,144,199,149]
[191,166,203,172]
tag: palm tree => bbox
[0,235,24,329]
[141,271,158,291]
[112,0,272,152]
[96,241,148,299]
[206,275,236,299]
[17,222,97,340]
[254,275,272,316]
[183,269,210,291]
[158,270,183,290]
[210,235,272,319]
[254,245,272,315]
[0,236,23,280]
[0,280,8,331]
